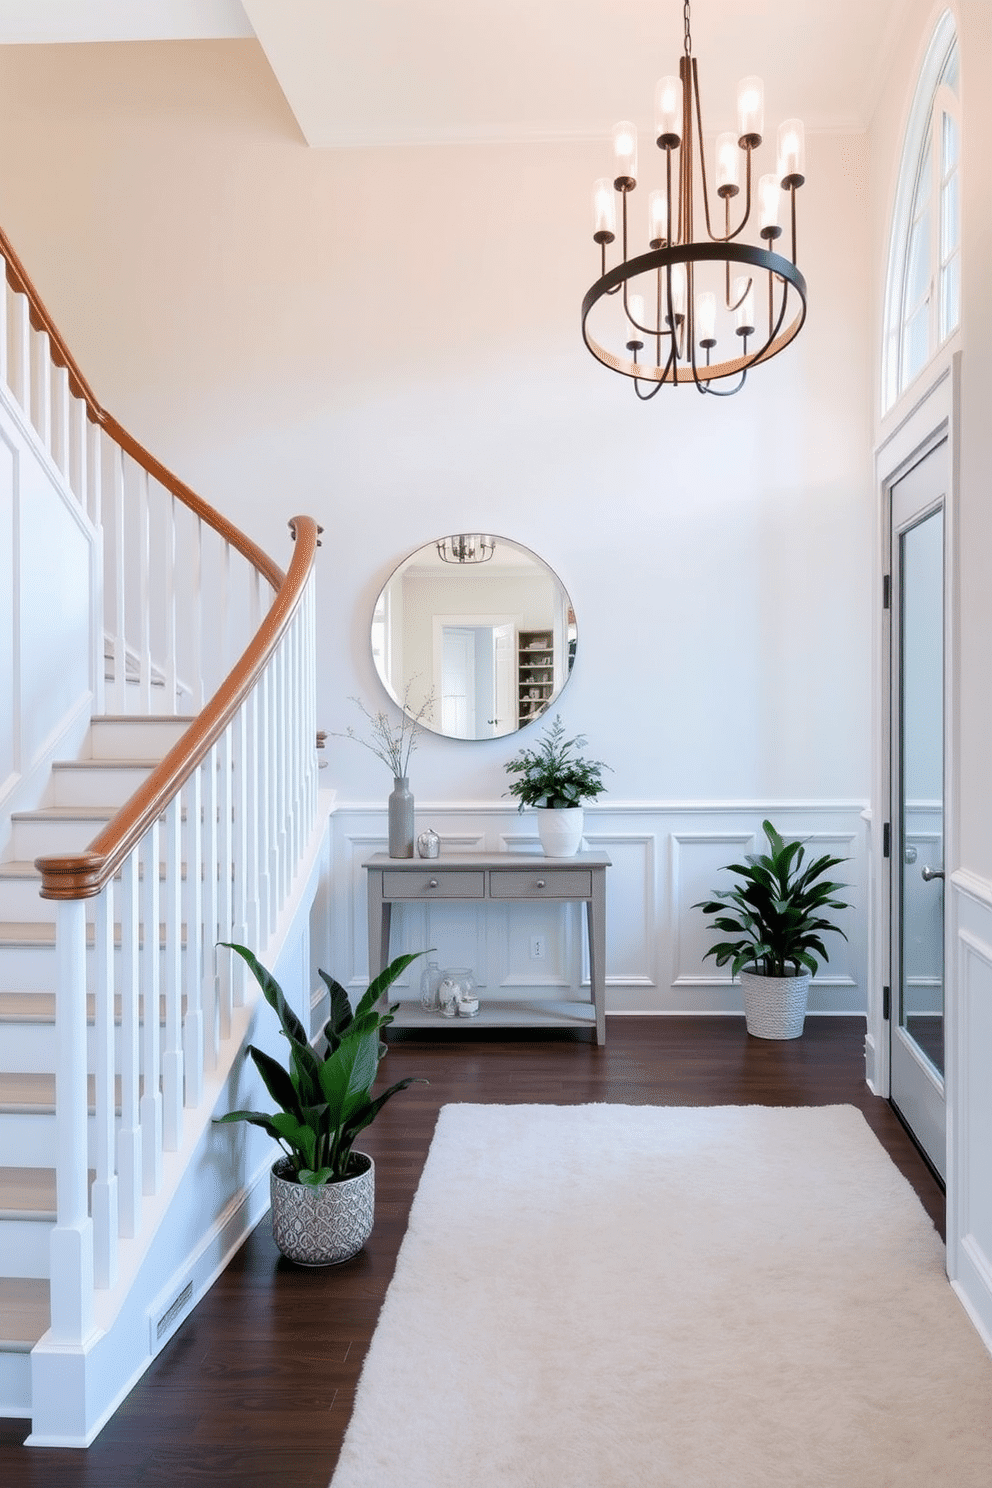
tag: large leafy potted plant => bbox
[215,943,426,1264]
[503,714,610,856]
[693,820,850,1039]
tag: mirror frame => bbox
[370,534,577,741]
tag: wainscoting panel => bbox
[949,871,992,1353]
[327,801,869,1018]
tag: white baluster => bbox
[117,852,142,1237]
[48,898,94,1344]
[161,797,184,1151]
[244,684,261,950]
[110,445,127,714]
[231,704,249,1006]
[91,884,118,1290]
[52,363,70,477]
[10,292,30,414]
[218,725,234,1035]
[164,492,178,711]
[31,327,51,449]
[0,258,9,389]
[137,465,152,713]
[90,424,106,715]
[202,741,220,1069]
[140,820,162,1195]
[191,515,204,709]
[183,763,204,1107]
[259,661,275,940]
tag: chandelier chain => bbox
[683,0,692,57]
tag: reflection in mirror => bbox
[371,536,577,740]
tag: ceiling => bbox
[0,0,905,144]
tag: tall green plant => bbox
[215,944,426,1185]
[693,820,850,979]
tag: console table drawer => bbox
[490,869,593,900]
[382,870,485,900]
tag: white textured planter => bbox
[739,970,811,1040]
[270,1153,374,1265]
[536,806,584,857]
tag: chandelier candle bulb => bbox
[715,132,741,196]
[737,75,764,145]
[696,291,717,348]
[758,173,782,238]
[667,263,687,323]
[734,276,756,336]
[626,292,646,349]
[778,118,806,187]
[612,121,638,188]
[648,188,668,248]
[592,178,617,242]
[654,75,682,146]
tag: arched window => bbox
[882,12,960,413]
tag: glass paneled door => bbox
[890,439,947,1180]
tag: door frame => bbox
[870,356,959,1116]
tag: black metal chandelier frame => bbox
[581,4,808,399]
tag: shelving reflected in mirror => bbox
[371,535,577,740]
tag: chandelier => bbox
[581,0,807,399]
[435,534,496,564]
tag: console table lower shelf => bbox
[363,850,611,1044]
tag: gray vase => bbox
[388,775,415,858]
[270,1154,375,1265]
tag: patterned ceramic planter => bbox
[270,1153,375,1265]
[739,970,811,1040]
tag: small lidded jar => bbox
[417,826,440,859]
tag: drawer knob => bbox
[428,878,438,889]
[536,879,546,888]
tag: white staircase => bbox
[0,223,325,1446]
[0,715,190,1393]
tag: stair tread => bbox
[0,1072,122,1114]
[0,1166,95,1221]
[0,861,41,880]
[11,805,117,821]
[52,759,160,771]
[0,1278,50,1350]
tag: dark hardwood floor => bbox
[0,1016,945,1487]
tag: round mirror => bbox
[371,535,577,740]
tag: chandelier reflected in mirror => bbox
[435,534,496,564]
[581,1,807,399]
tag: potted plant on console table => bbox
[503,714,611,857]
[215,943,426,1265]
[693,820,851,1040]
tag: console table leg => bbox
[588,874,607,1045]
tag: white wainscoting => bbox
[948,869,992,1354]
[326,800,869,1017]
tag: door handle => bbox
[921,865,945,882]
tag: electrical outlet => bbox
[530,935,545,961]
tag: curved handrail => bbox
[0,223,284,593]
[36,514,320,900]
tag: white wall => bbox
[0,38,873,812]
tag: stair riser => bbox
[50,764,152,808]
[11,817,112,859]
[0,1020,174,1073]
[87,718,191,760]
[0,879,45,919]
[0,941,200,993]
[0,1218,52,1279]
[0,1112,102,1168]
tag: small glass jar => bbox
[438,968,479,1018]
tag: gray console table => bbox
[364,850,610,1044]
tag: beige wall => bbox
[0,37,873,805]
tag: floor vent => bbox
[150,1281,194,1352]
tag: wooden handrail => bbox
[35,516,320,900]
[0,223,284,592]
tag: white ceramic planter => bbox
[739,970,811,1040]
[536,806,584,857]
[270,1153,375,1265]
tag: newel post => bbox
[49,898,95,1343]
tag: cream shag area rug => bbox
[330,1104,992,1487]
